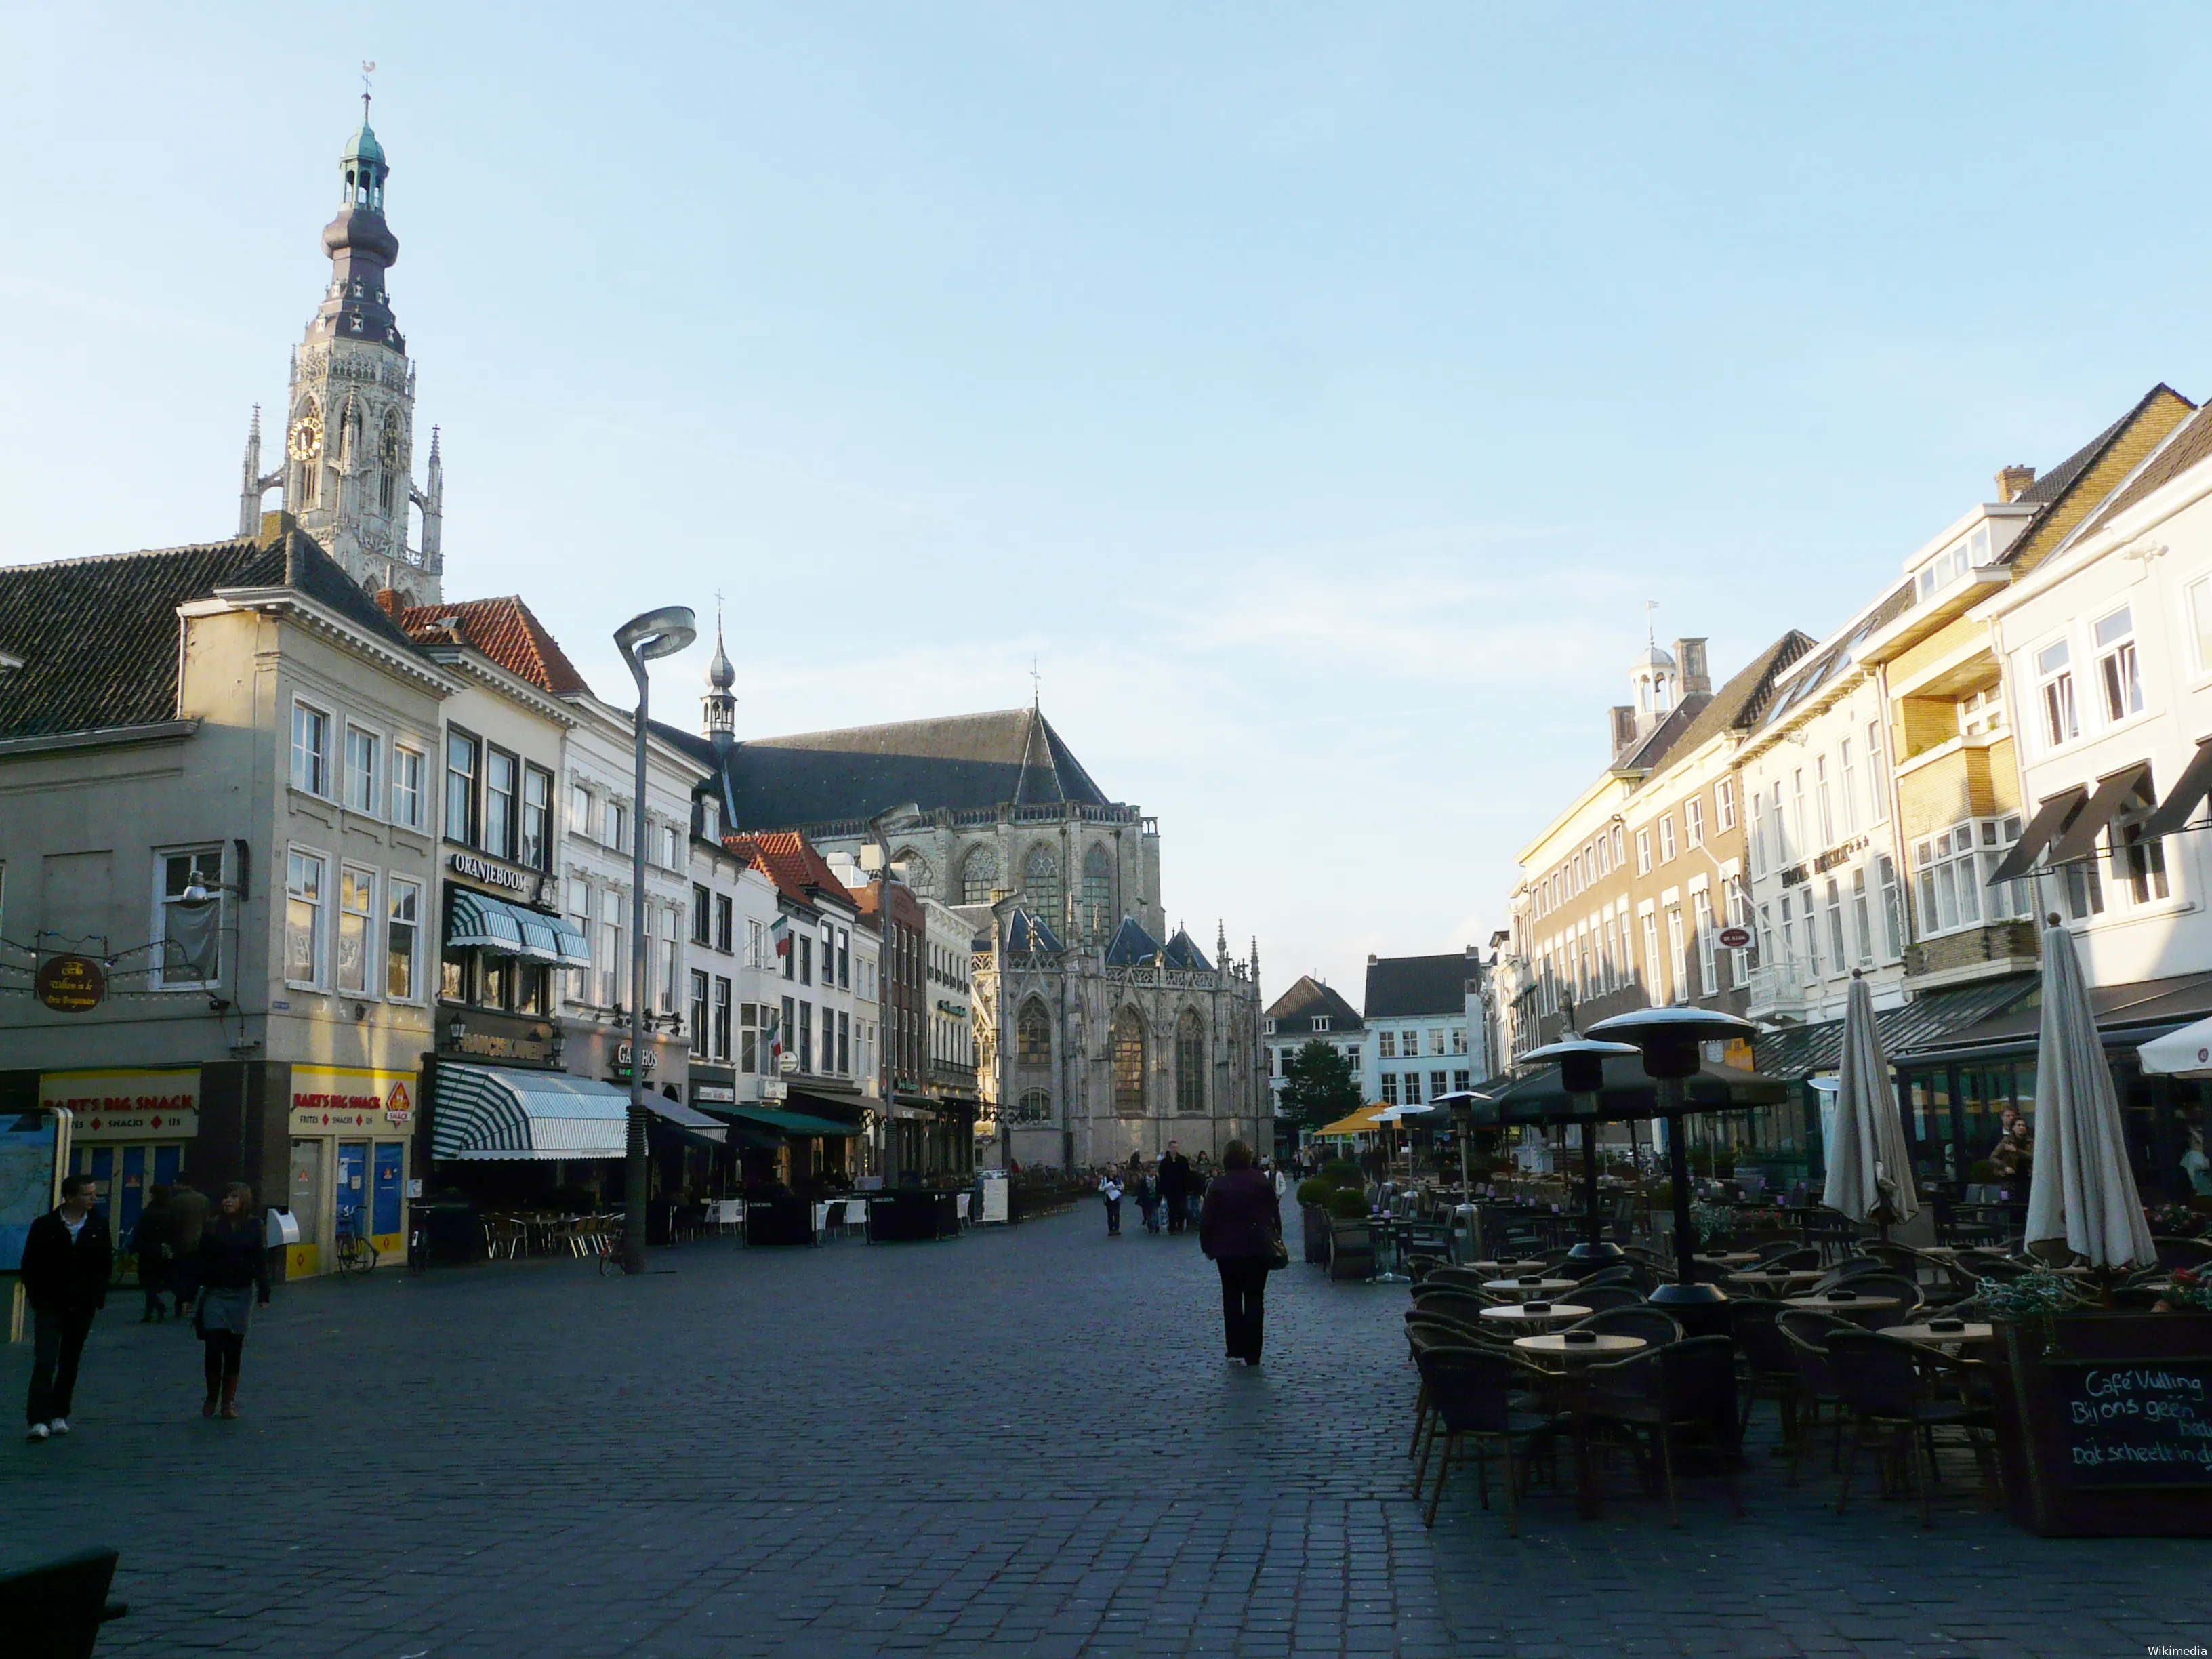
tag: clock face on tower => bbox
[287,414,323,462]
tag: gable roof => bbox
[723,830,851,912]
[1264,975,1361,1032]
[717,706,1111,831]
[1104,915,1166,966]
[1364,952,1471,1019]
[1162,928,1213,972]
[2070,401,2212,546]
[398,596,591,696]
[1004,907,1065,954]
[0,529,425,741]
[1997,384,2196,575]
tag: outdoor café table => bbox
[1485,1277,1579,1301]
[1513,1332,1651,1519]
[1727,1268,1823,1296]
[1468,1260,1548,1275]
[1697,1251,1761,1266]
[1886,1320,1998,1349]
[1479,1301,1591,1332]
[1786,1290,1902,1326]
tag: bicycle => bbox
[333,1210,380,1277]
[596,1221,630,1276]
[406,1215,431,1275]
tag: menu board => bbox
[2055,1362,2212,1484]
[1999,1314,2212,1536]
[0,1112,62,1273]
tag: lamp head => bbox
[613,606,698,669]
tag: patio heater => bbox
[1517,1035,1639,1263]
[1429,1089,1496,1263]
[1586,1004,1759,1310]
[613,605,697,1276]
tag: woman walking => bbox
[1198,1141,1284,1367]
[131,1185,175,1323]
[194,1183,270,1419]
[1099,1166,1124,1237]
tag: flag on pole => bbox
[766,1008,783,1062]
[771,914,791,960]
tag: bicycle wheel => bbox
[598,1243,624,1277]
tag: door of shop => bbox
[289,1139,325,1275]
[336,1142,369,1245]
[68,1143,184,1243]
[370,1142,405,1252]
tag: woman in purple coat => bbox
[1197,1140,1284,1367]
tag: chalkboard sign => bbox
[2052,1361,2212,1485]
[1996,1313,2212,1536]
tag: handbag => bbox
[1265,1226,1290,1271]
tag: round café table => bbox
[1479,1302,1591,1331]
[1727,1268,1823,1297]
[1696,1251,1761,1267]
[1485,1277,1579,1301]
[1786,1291,1902,1326]
[1514,1331,1650,1518]
[1886,1320,1997,1347]
[1468,1260,1549,1276]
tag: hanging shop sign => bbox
[1716,926,1753,949]
[39,1068,200,1141]
[35,954,106,1013]
[290,1066,419,1132]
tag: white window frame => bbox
[1866,721,1890,824]
[387,876,424,1002]
[1636,828,1652,875]
[152,844,224,991]
[2186,570,2212,678]
[1658,815,1677,863]
[1838,739,1859,835]
[392,743,426,831]
[2093,605,2144,726]
[285,845,329,989]
[335,863,376,997]
[1692,886,1717,996]
[291,697,333,798]
[1715,779,1735,832]
[571,782,592,842]
[343,722,381,816]
[1684,796,1704,848]
[2036,635,2079,752]
[1747,789,1765,878]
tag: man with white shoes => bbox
[21,1173,110,1442]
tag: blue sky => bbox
[7,6,2212,1008]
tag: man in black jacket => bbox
[21,1174,111,1441]
[1160,1142,1194,1235]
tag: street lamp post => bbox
[613,605,697,1275]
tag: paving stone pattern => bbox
[4,1203,2206,1658]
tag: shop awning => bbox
[512,909,562,964]
[2139,1014,2212,1078]
[2145,738,2212,838]
[1753,977,2040,1081]
[430,1065,630,1161]
[639,1096,727,1145]
[1986,787,2087,884]
[550,914,591,968]
[2045,762,2152,866]
[701,1103,861,1139]
[447,888,527,954]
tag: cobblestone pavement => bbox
[5,1202,2206,1659]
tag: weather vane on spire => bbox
[1030,655,1041,708]
[361,60,376,117]
[1643,598,1660,646]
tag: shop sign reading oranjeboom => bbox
[39,1069,201,1141]
[290,1066,417,1132]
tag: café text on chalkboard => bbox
[2058,1361,2212,1485]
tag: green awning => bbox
[701,1103,861,1139]
[512,908,562,963]
[549,914,591,968]
[447,887,526,954]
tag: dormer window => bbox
[1313,1015,1330,1032]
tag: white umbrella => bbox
[2136,1012,2212,1079]
[2026,917,2158,1270]
[1822,972,1918,1231]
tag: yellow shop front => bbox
[286,1065,418,1275]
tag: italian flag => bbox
[771,915,791,959]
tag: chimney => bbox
[1996,465,2036,504]
[1674,638,1710,697]
[257,509,299,548]
[372,588,403,618]
[1366,953,1377,965]
[1610,705,1639,754]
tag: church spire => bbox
[703,598,737,749]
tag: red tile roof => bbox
[724,830,851,910]
[398,596,590,695]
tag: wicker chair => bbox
[1579,1335,1744,1525]
[1413,1345,1561,1532]
[1825,1330,1997,1526]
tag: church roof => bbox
[1162,928,1213,972]
[1004,907,1065,954]
[1105,916,1166,967]
[716,706,1112,831]
[398,596,591,697]
[1265,975,1361,1033]
[0,530,424,741]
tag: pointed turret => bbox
[703,602,737,749]
[238,407,264,536]
[414,426,443,577]
[314,97,404,351]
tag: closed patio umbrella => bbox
[1821,971,1918,1235]
[2026,915,2157,1270]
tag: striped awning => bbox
[512,908,562,963]
[550,914,591,968]
[430,1065,632,1162]
[447,888,527,955]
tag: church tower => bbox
[241,97,443,605]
